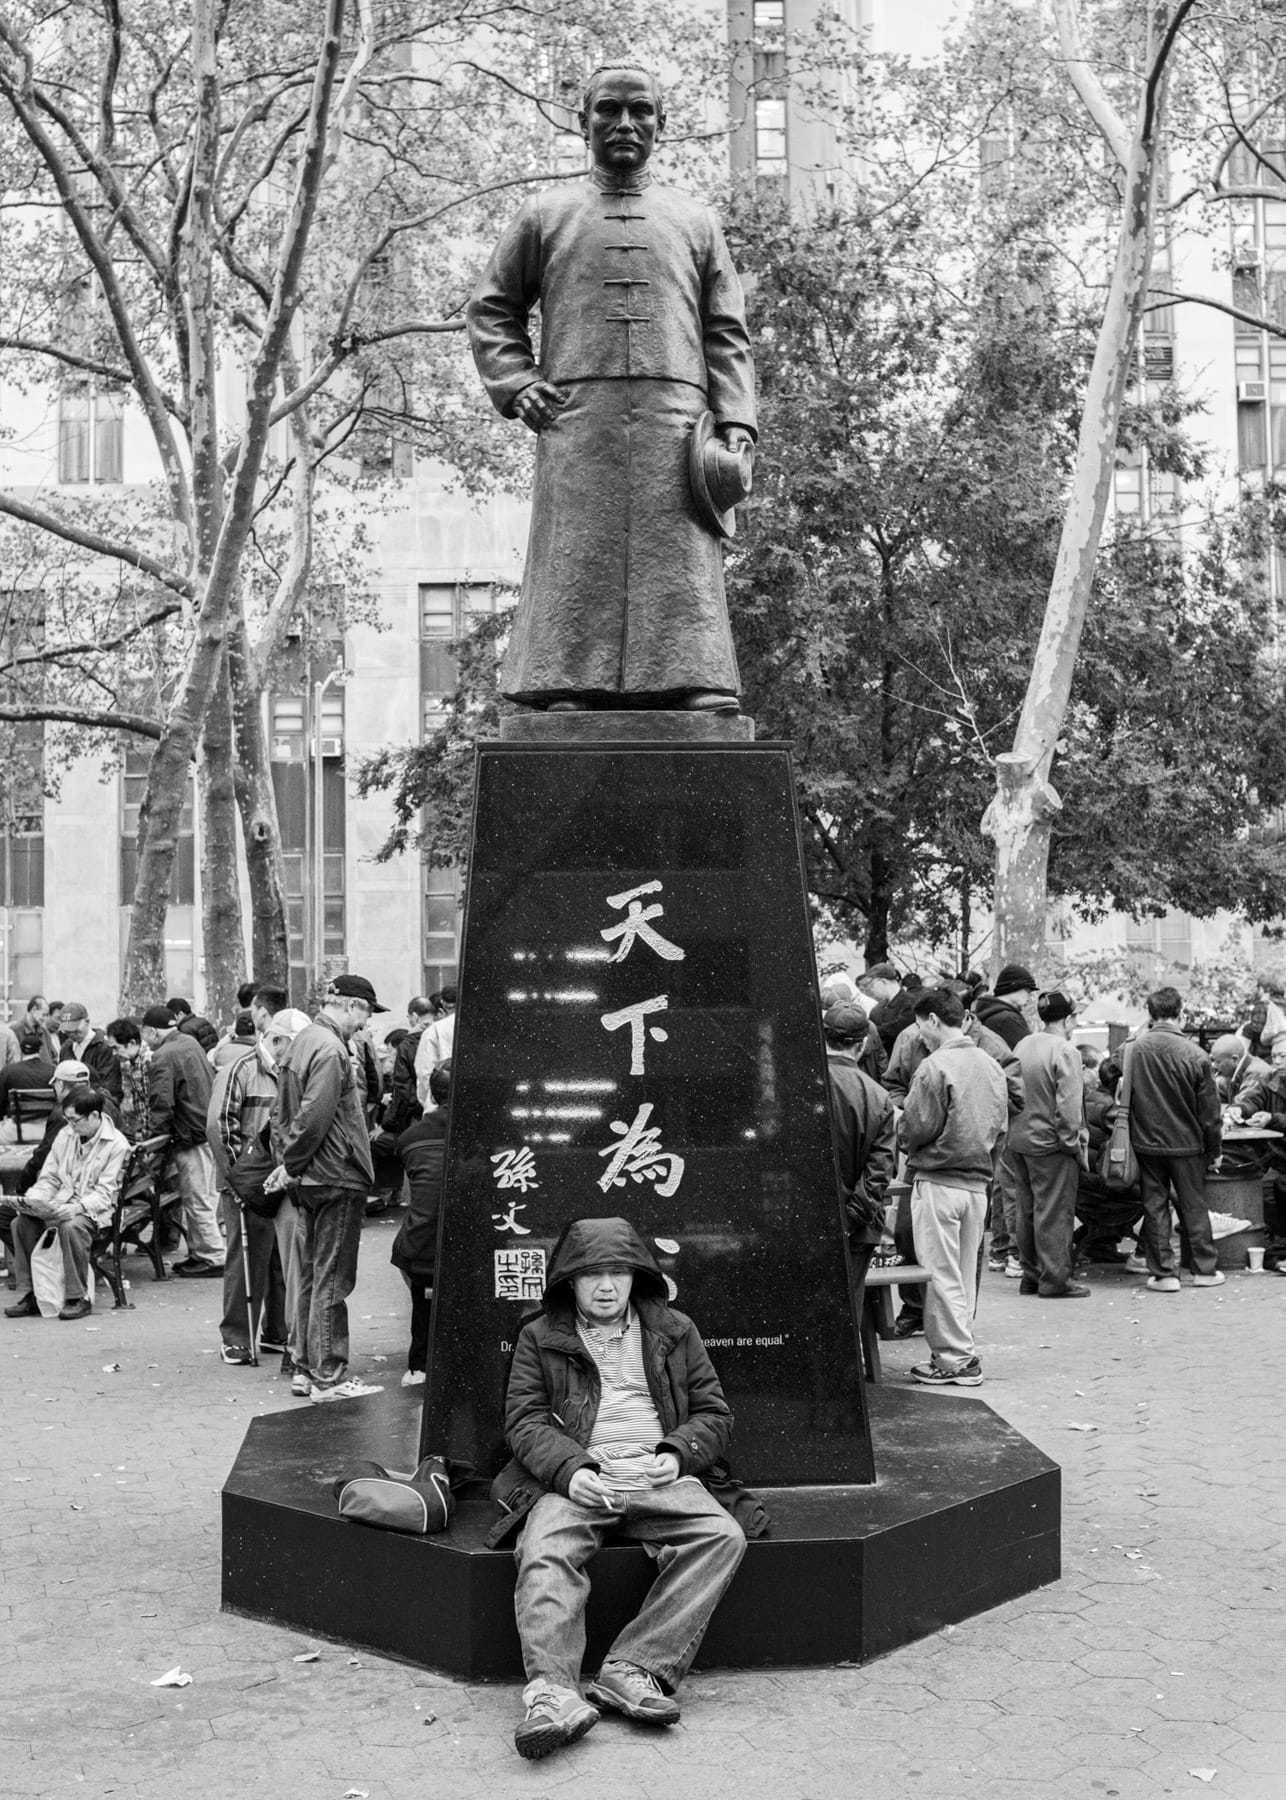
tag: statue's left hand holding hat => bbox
[328,973,389,1013]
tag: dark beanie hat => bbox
[141,1005,176,1028]
[1037,989,1075,1023]
[994,964,1037,997]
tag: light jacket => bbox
[489,1216,766,1545]
[883,1014,1024,1115]
[901,1038,1008,1188]
[22,1114,131,1226]
[414,1012,455,1107]
[1007,1031,1084,1157]
[271,1014,373,1191]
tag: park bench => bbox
[9,1086,54,1143]
[88,1134,175,1308]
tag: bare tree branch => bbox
[1051,0,1130,170]
[0,702,162,739]
[0,491,193,600]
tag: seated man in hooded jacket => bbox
[493,1216,754,1761]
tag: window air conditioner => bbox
[1238,380,1268,403]
[319,736,343,758]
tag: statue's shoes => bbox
[684,691,739,713]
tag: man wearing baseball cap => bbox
[267,976,385,1402]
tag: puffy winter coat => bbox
[487,1216,766,1545]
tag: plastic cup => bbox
[1248,1247,1265,1273]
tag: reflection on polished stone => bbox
[422,745,874,1485]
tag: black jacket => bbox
[147,1030,213,1148]
[825,1050,896,1236]
[178,1014,219,1054]
[870,988,917,1054]
[1127,1022,1221,1159]
[488,1216,766,1545]
[391,1112,446,1275]
[382,1026,425,1136]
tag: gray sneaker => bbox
[309,1378,384,1403]
[514,1680,598,1760]
[586,1660,681,1726]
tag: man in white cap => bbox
[208,1007,310,1371]
[268,975,386,1402]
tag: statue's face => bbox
[583,69,661,172]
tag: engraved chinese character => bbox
[491,1199,533,1236]
[495,1247,546,1302]
[600,994,669,1076]
[597,1102,685,1198]
[601,880,685,964]
[491,1146,540,1192]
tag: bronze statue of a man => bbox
[466,65,757,712]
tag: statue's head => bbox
[579,64,666,174]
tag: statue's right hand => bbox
[513,380,569,433]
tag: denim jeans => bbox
[294,1186,366,1388]
[219,1192,299,1356]
[1137,1153,1217,1278]
[514,1483,745,1694]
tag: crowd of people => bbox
[0,981,457,1402]
[822,961,1284,1390]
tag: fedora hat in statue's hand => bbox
[689,410,754,540]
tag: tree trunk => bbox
[983,9,1172,974]
[122,737,188,1012]
[198,646,246,1021]
[228,609,290,987]
[864,849,892,964]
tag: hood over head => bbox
[542,1216,667,1312]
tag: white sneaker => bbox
[1004,1256,1022,1278]
[309,1378,384,1403]
[1208,1211,1252,1240]
[1125,1254,1148,1274]
[1193,1270,1226,1288]
[400,1369,426,1388]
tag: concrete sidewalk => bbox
[4,1221,1285,1800]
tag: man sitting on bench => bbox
[491,1216,750,1761]
[4,1086,130,1321]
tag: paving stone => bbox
[9,1229,1286,1797]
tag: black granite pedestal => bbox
[222,1385,1060,1675]
[422,737,874,1483]
[222,722,1061,1674]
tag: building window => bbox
[1125,908,1192,972]
[755,97,787,175]
[752,0,784,45]
[423,865,459,996]
[269,679,346,1004]
[418,582,511,732]
[58,381,123,484]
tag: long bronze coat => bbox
[467,170,757,703]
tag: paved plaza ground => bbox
[5,1217,1285,1800]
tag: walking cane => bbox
[239,1199,259,1367]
